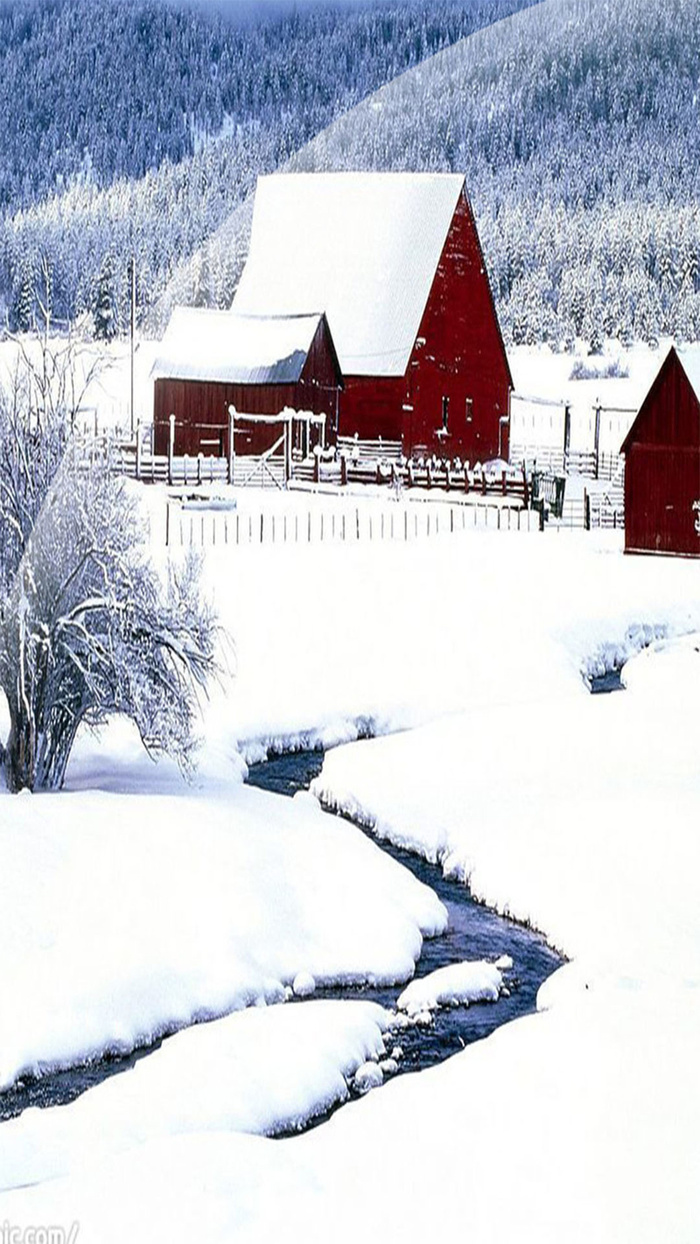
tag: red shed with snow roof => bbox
[152,308,342,458]
[232,172,512,462]
[622,345,700,557]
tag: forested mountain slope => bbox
[164,0,700,348]
[0,0,533,331]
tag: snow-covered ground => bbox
[2,377,700,1239]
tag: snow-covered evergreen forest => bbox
[0,0,531,333]
[163,0,700,348]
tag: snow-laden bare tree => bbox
[0,340,217,792]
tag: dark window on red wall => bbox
[466,398,473,424]
[442,395,449,431]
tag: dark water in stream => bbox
[247,750,562,1079]
[0,746,562,1125]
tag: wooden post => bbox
[522,463,529,509]
[136,419,143,480]
[340,454,348,487]
[165,502,170,547]
[314,452,320,485]
[594,404,602,479]
[228,407,235,485]
[284,420,292,486]
[197,452,203,486]
[128,256,136,439]
[563,402,572,469]
[168,414,175,486]
[584,489,591,531]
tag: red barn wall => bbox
[339,377,406,442]
[153,321,340,457]
[624,351,700,557]
[625,445,700,557]
[336,193,512,461]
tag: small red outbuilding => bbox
[151,308,342,458]
[622,346,700,557]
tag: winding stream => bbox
[0,745,562,1125]
[248,750,562,1082]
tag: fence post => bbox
[136,419,143,480]
[165,502,170,547]
[228,407,235,485]
[584,489,591,531]
[340,454,348,486]
[197,453,203,486]
[168,414,175,486]
[594,404,601,479]
[563,403,572,470]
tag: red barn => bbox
[621,346,700,558]
[232,172,512,461]
[152,308,342,457]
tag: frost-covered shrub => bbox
[0,454,216,792]
[568,358,630,381]
[0,341,217,792]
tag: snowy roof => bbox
[232,172,466,378]
[677,346,700,402]
[152,308,326,385]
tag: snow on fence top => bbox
[151,308,325,385]
[233,172,466,378]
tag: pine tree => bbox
[12,255,35,334]
[93,253,119,341]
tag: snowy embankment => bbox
[0,773,444,1093]
[312,633,700,990]
[0,1000,390,1192]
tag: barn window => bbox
[465,398,473,423]
[442,396,450,431]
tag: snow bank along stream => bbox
[0,746,560,1130]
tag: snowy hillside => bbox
[0,0,531,331]
[164,0,700,348]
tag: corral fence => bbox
[509,393,633,481]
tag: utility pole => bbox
[128,257,136,440]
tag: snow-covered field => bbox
[1,509,700,1241]
[1,334,699,1241]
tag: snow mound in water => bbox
[397,961,503,1016]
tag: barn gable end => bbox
[404,191,513,459]
[622,346,700,558]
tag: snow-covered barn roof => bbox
[152,308,328,385]
[232,172,466,378]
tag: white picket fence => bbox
[166,500,541,548]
